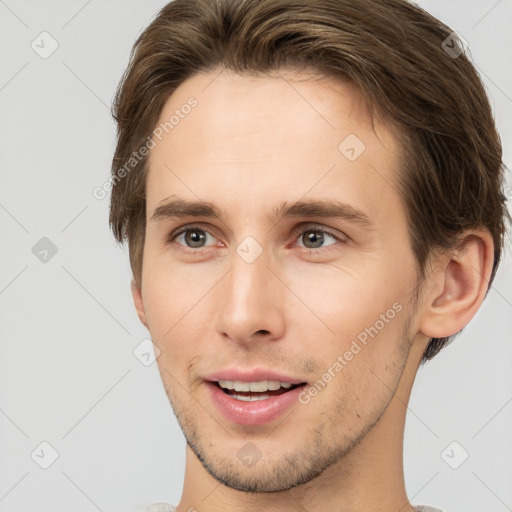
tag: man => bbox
[108,0,509,510]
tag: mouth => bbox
[205,379,308,425]
[212,379,307,401]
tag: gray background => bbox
[0,1,511,511]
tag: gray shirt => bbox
[142,503,444,511]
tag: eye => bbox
[170,225,218,250]
[294,227,344,251]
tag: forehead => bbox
[145,68,403,227]
[150,67,384,157]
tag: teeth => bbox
[228,393,271,402]
[217,380,294,392]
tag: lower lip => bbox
[205,381,306,426]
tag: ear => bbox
[419,229,495,339]
[131,279,149,329]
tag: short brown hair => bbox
[109,0,509,361]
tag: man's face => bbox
[137,69,423,492]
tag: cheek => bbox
[142,260,220,370]
[142,252,213,330]
[288,264,407,338]
[282,261,414,394]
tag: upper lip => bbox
[204,368,307,385]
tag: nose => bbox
[214,247,286,345]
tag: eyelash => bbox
[167,223,347,256]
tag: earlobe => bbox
[419,230,494,339]
[131,279,149,328]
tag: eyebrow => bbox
[151,197,373,228]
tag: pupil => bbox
[303,231,323,249]
[185,230,206,248]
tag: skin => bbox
[131,68,494,512]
